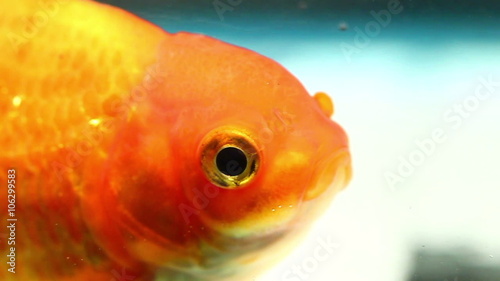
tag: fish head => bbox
[85,33,351,270]
[147,33,352,240]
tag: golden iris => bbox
[200,128,259,188]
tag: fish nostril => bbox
[216,147,247,176]
[313,92,335,118]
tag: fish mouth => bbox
[305,147,352,201]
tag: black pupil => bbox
[216,147,247,176]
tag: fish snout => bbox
[305,146,352,201]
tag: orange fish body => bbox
[0,0,352,280]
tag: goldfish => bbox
[0,0,352,280]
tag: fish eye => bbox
[200,128,259,189]
[216,147,247,176]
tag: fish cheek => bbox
[194,177,303,237]
[82,115,196,267]
[108,124,189,245]
[115,169,187,244]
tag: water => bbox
[103,1,500,280]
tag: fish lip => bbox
[328,147,352,192]
[305,146,352,201]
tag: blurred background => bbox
[99,1,500,280]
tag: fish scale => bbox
[0,1,164,154]
[1,0,166,279]
[0,157,103,280]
